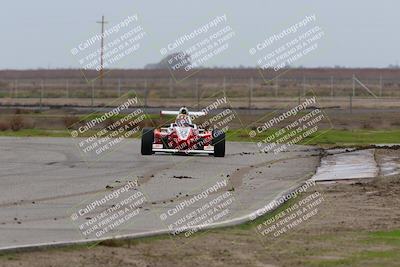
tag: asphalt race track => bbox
[0,137,320,250]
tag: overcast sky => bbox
[1,0,398,69]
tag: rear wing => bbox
[160,111,206,116]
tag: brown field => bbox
[0,68,400,102]
[0,96,400,110]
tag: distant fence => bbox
[0,75,399,108]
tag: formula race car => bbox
[141,107,225,157]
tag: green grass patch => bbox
[0,129,72,137]
[369,230,400,239]
[309,249,400,267]
[308,230,400,267]
[226,129,400,145]
[366,229,400,246]
[78,113,162,122]
[0,127,398,145]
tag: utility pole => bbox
[96,15,108,86]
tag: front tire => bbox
[141,128,154,155]
[212,129,225,157]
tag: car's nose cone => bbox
[176,127,191,140]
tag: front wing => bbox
[152,143,214,154]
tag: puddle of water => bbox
[312,149,378,181]
[380,155,400,176]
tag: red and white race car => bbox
[141,107,225,157]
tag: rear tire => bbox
[212,129,225,157]
[141,128,154,155]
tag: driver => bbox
[176,114,190,127]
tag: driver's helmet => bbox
[179,107,189,115]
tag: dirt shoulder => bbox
[1,174,400,267]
